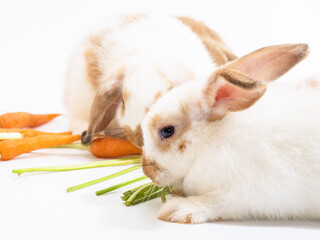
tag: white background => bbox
[0,0,320,239]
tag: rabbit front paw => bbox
[158,197,219,224]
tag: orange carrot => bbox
[0,129,72,137]
[0,134,80,161]
[90,137,142,158]
[0,112,60,128]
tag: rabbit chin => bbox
[155,172,184,188]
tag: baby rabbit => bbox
[64,15,236,147]
[141,43,320,223]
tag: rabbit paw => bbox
[158,197,216,224]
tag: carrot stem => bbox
[0,133,23,140]
[66,164,142,192]
[12,157,141,175]
[52,143,90,151]
[95,176,148,196]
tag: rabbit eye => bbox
[160,126,175,139]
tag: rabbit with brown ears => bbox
[64,15,236,147]
[141,43,320,223]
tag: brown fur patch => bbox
[170,187,186,197]
[177,17,237,65]
[178,140,186,153]
[147,103,191,153]
[218,69,265,90]
[121,14,147,26]
[158,211,195,224]
[85,33,106,89]
[123,125,144,148]
[299,78,320,89]
[155,91,162,100]
[147,114,161,143]
[121,104,125,116]
[157,68,175,91]
[144,90,163,114]
[116,70,125,81]
[308,79,320,88]
[307,79,320,88]
[141,154,159,182]
[122,87,130,103]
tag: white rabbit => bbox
[64,15,236,147]
[141,43,320,224]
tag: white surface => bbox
[0,0,320,239]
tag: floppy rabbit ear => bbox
[204,44,309,115]
[225,43,309,82]
[81,79,123,144]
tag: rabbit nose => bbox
[81,130,91,145]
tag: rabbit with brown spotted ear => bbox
[64,15,235,147]
[142,43,320,224]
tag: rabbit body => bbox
[141,44,320,223]
[64,15,234,146]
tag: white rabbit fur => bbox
[64,15,235,146]
[141,44,320,223]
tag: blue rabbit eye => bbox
[160,126,175,139]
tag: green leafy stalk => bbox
[121,195,130,201]
[66,164,142,192]
[125,183,154,206]
[12,157,141,175]
[127,187,171,206]
[121,183,171,206]
[160,189,167,203]
[96,176,148,196]
[144,185,160,196]
[122,182,153,196]
[52,143,90,151]
[126,184,156,201]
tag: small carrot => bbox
[90,137,142,158]
[0,128,72,137]
[55,137,142,158]
[0,134,80,161]
[0,112,60,128]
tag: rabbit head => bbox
[81,66,173,148]
[141,44,309,187]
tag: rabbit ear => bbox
[225,44,309,82]
[204,44,309,115]
[205,69,267,115]
[81,79,123,144]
